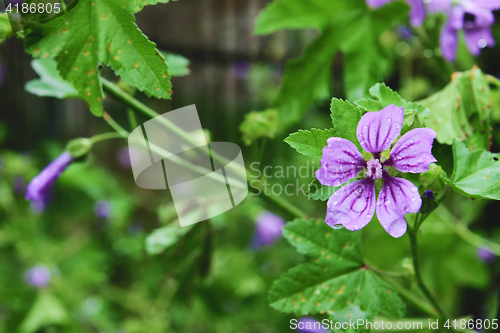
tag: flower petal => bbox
[315,137,366,187]
[474,0,500,10]
[426,0,452,13]
[464,25,495,55]
[25,152,73,202]
[366,0,395,8]
[440,21,459,62]
[408,0,426,27]
[356,104,404,154]
[325,179,376,231]
[376,175,421,238]
[388,127,437,173]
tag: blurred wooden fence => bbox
[0,0,316,150]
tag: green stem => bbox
[89,132,125,144]
[102,77,246,180]
[408,226,448,320]
[433,204,500,256]
[127,108,139,130]
[249,180,309,220]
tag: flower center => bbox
[366,159,383,180]
[464,13,475,29]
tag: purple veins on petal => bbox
[251,212,285,249]
[388,127,437,173]
[376,174,422,238]
[356,104,404,154]
[25,152,73,203]
[315,137,365,187]
[325,178,376,231]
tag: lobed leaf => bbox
[420,67,493,150]
[24,0,174,116]
[446,140,500,200]
[284,128,337,160]
[269,219,405,321]
[330,99,362,151]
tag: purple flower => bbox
[423,190,435,200]
[94,200,111,219]
[24,265,51,288]
[477,246,496,263]
[316,105,437,238]
[398,26,414,40]
[440,0,500,61]
[25,152,73,203]
[117,148,132,168]
[13,176,26,195]
[251,212,285,248]
[231,61,251,80]
[366,0,428,26]
[297,317,329,333]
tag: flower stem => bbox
[89,132,125,144]
[408,226,448,321]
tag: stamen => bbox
[366,159,383,179]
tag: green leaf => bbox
[420,68,493,150]
[342,2,408,99]
[284,128,337,160]
[161,52,190,77]
[446,140,500,200]
[330,98,362,151]
[145,224,194,255]
[24,0,173,116]
[20,292,69,333]
[254,0,357,35]
[25,59,79,99]
[308,179,336,201]
[356,83,430,134]
[0,13,13,44]
[257,0,408,130]
[273,26,340,127]
[269,219,405,320]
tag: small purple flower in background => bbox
[13,176,26,195]
[251,212,285,249]
[398,26,414,40]
[231,61,251,80]
[297,317,329,333]
[440,0,500,61]
[316,105,437,238]
[117,148,131,168]
[24,265,51,288]
[25,152,73,206]
[477,246,496,263]
[94,200,111,219]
